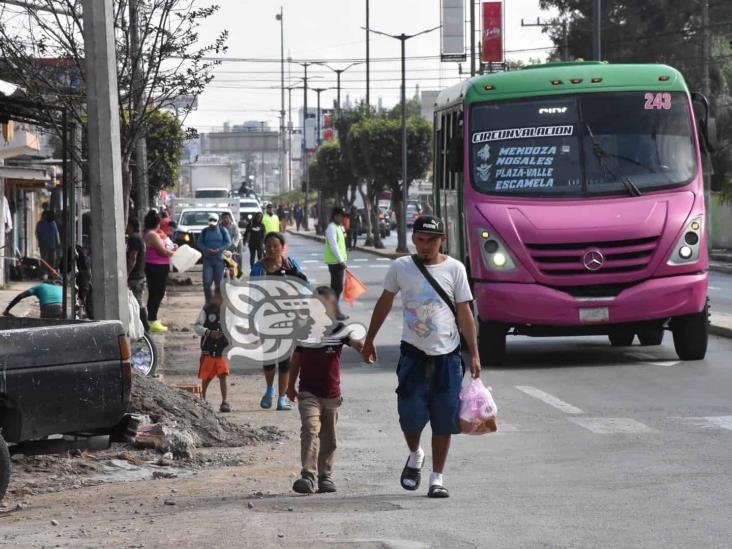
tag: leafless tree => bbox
[0,0,227,217]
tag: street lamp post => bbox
[311,87,330,147]
[275,8,286,195]
[317,62,363,117]
[364,25,440,253]
[299,62,313,230]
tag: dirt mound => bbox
[128,373,283,449]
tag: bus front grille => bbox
[525,236,660,276]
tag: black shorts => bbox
[263,359,290,374]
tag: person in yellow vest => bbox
[263,203,280,235]
[324,207,349,320]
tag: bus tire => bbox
[637,327,664,346]
[671,303,708,361]
[609,332,635,347]
[479,320,506,366]
[0,433,10,500]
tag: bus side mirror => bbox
[691,92,717,154]
[448,137,464,173]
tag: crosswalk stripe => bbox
[569,417,656,434]
[673,416,732,431]
[515,385,584,415]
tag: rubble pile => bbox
[128,372,281,450]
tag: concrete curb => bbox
[710,324,732,339]
[286,229,409,259]
[709,262,732,275]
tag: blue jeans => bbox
[202,258,224,303]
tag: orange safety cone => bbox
[343,269,368,306]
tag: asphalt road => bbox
[281,235,732,548]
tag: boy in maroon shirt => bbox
[286,286,364,494]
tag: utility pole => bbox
[82,0,128,325]
[364,25,440,254]
[365,0,370,107]
[701,0,711,97]
[521,17,569,61]
[469,0,476,76]
[592,0,602,61]
[129,0,148,223]
[300,62,312,230]
[276,8,287,195]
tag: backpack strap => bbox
[411,254,457,318]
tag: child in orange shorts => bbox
[194,289,231,412]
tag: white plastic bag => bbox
[459,378,498,435]
[127,289,145,341]
[171,244,202,273]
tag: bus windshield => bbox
[470,92,697,196]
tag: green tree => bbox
[145,109,185,200]
[349,115,432,251]
[538,0,732,194]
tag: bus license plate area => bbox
[579,307,610,323]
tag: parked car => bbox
[406,203,423,228]
[0,316,132,499]
[356,208,390,238]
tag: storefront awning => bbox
[0,165,54,188]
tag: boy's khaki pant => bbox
[298,391,342,481]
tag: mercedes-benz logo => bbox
[583,249,605,271]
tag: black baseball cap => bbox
[331,206,346,217]
[412,215,445,235]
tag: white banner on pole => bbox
[441,0,466,62]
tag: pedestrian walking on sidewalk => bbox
[36,210,60,277]
[287,286,364,494]
[197,213,231,304]
[250,231,308,412]
[263,203,280,235]
[324,207,349,321]
[194,289,231,412]
[220,212,242,271]
[126,217,148,331]
[361,215,481,499]
[243,212,265,268]
[347,205,360,250]
[143,210,177,333]
[294,204,304,232]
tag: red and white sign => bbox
[482,2,503,63]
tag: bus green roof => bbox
[434,62,689,110]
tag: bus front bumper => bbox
[474,274,708,327]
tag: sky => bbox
[186,0,556,132]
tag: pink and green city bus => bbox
[433,62,714,364]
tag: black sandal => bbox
[427,484,450,499]
[400,457,422,491]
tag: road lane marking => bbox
[370,264,391,268]
[354,258,369,262]
[570,417,657,434]
[515,385,584,415]
[646,361,680,367]
[377,258,391,261]
[709,286,720,290]
[674,416,732,431]
[301,259,319,263]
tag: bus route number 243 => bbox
[644,92,672,110]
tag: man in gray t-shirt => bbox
[362,216,481,499]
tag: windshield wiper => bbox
[585,123,643,197]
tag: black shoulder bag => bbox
[411,254,456,318]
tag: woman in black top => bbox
[244,212,265,268]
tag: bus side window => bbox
[448,113,464,175]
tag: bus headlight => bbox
[668,215,703,265]
[478,227,517,271]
